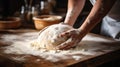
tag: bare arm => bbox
[57,0,117,50]
[64,0,86,26]
[78,0,117,38]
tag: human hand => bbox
[56,29,83,50]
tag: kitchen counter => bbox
[0,29,120,67]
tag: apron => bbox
[89,0,120,39]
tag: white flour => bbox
[1,30,113,62]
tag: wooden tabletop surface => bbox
[0,29,120,67]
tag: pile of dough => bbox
[31,23,73,50]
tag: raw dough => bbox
[31,23,73,50]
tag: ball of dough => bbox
[31,23,73,50]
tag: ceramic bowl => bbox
[33,15,62,30]
[0,17,21,29]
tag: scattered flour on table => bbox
[4,40,95,62]
[1,28,113,62]
[11,56,27,61]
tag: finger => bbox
[58,30,72,38]
[63,38,79,50]
[61,31,71,37]
[60,29,77,37]
[57,38,76,50]
[62,42,75,50]
[57,42,73,50]
[62,40,79,50]
[56,38,72,49]
[57,35,80,50]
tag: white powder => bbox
[72,56,82,61]
[1,29,113,62]
[36,59,41,62]
[11,56,27,61]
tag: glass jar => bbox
[40,0,52,15]
[20,5,39,24]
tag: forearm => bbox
[78,0,116,37]
[64,0,85,26]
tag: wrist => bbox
[78,28,87,38]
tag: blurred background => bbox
[0,0,101,34]
[0,0,120,66]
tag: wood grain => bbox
[0,29,120,67]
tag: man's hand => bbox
[56,29,83,50]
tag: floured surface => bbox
[0,30,120,67]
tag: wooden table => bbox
[0,29,120,67]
